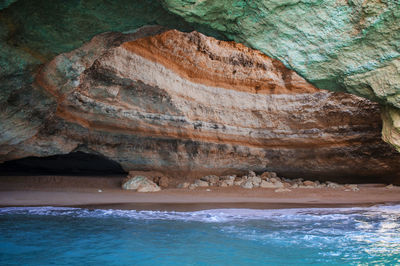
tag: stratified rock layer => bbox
[162,0,400,150]
[1,1,400,151]
[2,28,400,183]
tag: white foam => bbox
[1,204,400,223]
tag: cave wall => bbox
[1,1,400,183]
[162,0,400,150]
[1,27,400,183]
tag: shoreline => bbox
[1,188,400,212]
[1,175,400,211]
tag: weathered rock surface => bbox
[0,1,224,161]
[121,175,161,192]
[184,171,370,191]
[382,106,400,151]
[1,28,400,183]
[162,0,400,150]
[1,1,400,152]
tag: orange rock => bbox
[2,27,400,183]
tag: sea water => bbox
[1,205,400,265]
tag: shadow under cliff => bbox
[0,152,127,176]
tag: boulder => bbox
[260,172,278,180]
[194,179,209,187]
[234,178,244,186]
[248,171,257,178]
[225,180,234,186]
[249,176,262,186]
[200,175,219,184]
[220,175,236,181]
[122,176,161,192]
[218,181,228,187]
[327,182,341,189]
[153,176,160,184]
[158,176,169,188]
[177,182,190,189]
[303,180,316,187]
[137,183,161,193]
[260,180,276,188]
[241,181,253,189]
[269,177,281,183]
[260,180,284,189]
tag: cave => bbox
[0,152,127,176]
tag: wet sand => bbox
[1,175,399,211]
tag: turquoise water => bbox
[1,206,400,265]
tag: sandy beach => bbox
[1,175,399,211]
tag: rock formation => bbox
[1,27,400,183]
[1,1,400,152]
[122,175,161,192]
[162,0,400,150]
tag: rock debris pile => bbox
[123,171,398,193]
[179,171,363,192]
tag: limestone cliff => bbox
[2,28,400,182]
[1,1,400,152]
[162,0,400,150]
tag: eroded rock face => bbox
[162,0,400,150]
[0,1,223,156]
[1,1,400,152]
[1,28,400,183]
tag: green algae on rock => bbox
[0,0,17,10]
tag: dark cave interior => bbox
[0,152,127,176]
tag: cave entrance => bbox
[0,152,127,176]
